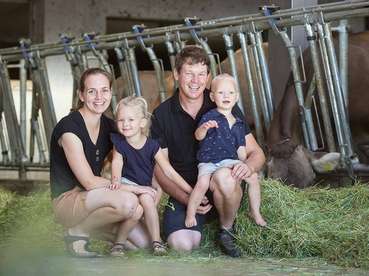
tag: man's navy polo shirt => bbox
[150,89,251,186]
[197,108,246,163]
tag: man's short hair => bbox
[175,45,210,73]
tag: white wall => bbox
[40,0,275,119]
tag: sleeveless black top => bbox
[50,111,115,199]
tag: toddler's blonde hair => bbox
[115,96,151,136]
[210,73,237,92]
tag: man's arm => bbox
[232,133,265,180]
[154,164,190,205]
[244,133,266,173]
[153,148,190,205]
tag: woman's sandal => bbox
[152,241,168,256]
[110,242,126,257]
[64,234,98,258]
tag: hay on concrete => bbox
[1,180,369,268]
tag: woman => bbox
[50,68,149,257]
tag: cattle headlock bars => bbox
[0,0,368,178]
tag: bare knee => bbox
[168,238,193,252]
[139,194,155,209]
[114,192,139,218]
[212,168,237,197]
[167,231,201,252]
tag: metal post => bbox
[164,35,178,91]
[223,33,244,113]
[145,47,167,102]
[323,22,354,162]
[248,32,271,130]
[127,46,142,97]
[304,22,335,152]
[19,59,27,150]
[32,119,47,163]
[279,30,318,150]
[316,23,350,167]
[255,31,274,117]
[238,32,264,144]
[115,47,133,98]
[336,19,349,106]
[0,118,9,163]
[199,40,218,79]
[174,31,186,53]
[133,25,167,102]
[0,57,27,163]
[33,53,57,146]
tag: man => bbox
[151,45,265,257]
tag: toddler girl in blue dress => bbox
[110,96,192,255]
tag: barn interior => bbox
[0,0,368,180]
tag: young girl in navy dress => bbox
[110,96,193,255]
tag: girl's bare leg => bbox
[139,194,161,243]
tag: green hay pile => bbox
[0,180,369,268]
[234,179,369,268]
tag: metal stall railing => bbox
[0,0,369,177]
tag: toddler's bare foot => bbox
[249,212,267,227]
[185,216,197,228]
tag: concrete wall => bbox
[43,0,273,42]
[40,0,274,119]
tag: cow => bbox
[114,70,175,112]
[266,30,369,188]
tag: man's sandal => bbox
[110,242,126,257]
[64,234,98,258]
[152,241,168,256]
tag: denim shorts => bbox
[120,177,139,186]
[198,159,242,177]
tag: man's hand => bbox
[196,202,212,215]
[133,186,157,200]
[201,195,209,205]
[231,162,255,181]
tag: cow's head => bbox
[267,140,316,188]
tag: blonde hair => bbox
[210,73,237,92]
[115,96,151,136]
